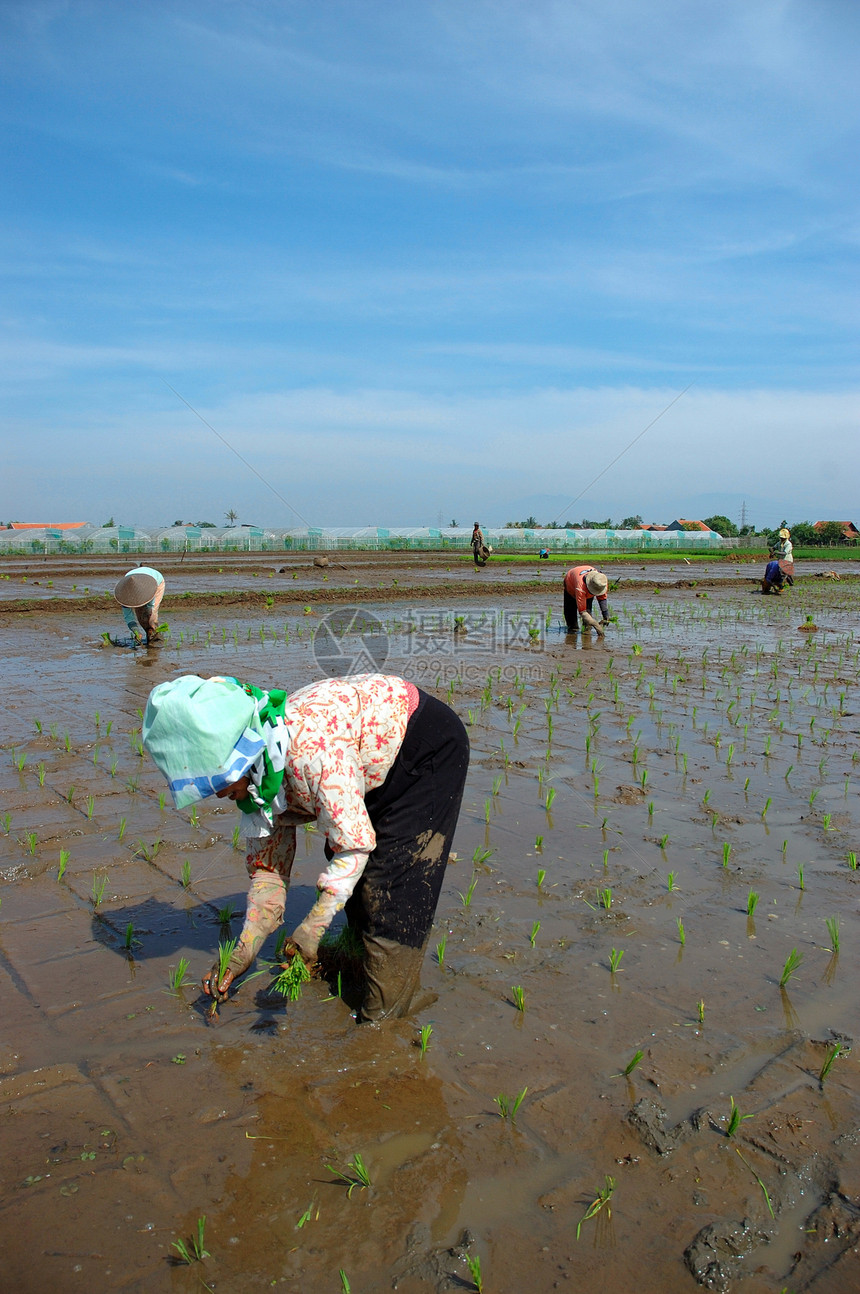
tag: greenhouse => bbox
[0,524,728,555]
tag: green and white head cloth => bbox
[142,675,289,823]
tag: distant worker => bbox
[113,565,165,644]
[563,564,610,634]
[764,526,794,594]
[471,522,489,568]
[538,548,550,559]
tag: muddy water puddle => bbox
[1,583,859,1292]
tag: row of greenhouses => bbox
[0,524,729,555]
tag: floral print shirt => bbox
[238,674,418,955]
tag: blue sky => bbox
[2,1,858,529]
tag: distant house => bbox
[8,522,87,530]
[813,521,859,543]
[665,519,711,532]
[639,523,668,531]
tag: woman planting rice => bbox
[563,564,610,633]
[142,673,469,1021]
[113,566,165,644]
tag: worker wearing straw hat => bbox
[563,564,610,634]
[113,565,165,644]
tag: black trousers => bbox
[344,690,469,948]
[563,587,596,631]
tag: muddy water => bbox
[1,580,859,1293]
[3,553,859,604]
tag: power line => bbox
[163,382,312,527]
[549,383,695,526]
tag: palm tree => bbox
[224,508,238,526]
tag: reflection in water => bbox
[780,988,801,1031]
[203,1028,469,1287]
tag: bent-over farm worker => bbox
[113,566,165,644]
[761,559,793,595]
[563,565,610,633]
[142,673,469,1022]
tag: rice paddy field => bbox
[1,558,858,1293]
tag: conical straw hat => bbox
[114,571,158,608]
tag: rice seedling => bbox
[747,890,760,917]
[703,788,711,806]
[473,845,494,867]
[511,984,526,1012]
[63,732,71,752]
[340,1271,351,1294]
[819,1042,844,1087]
[598,887,612,910]
[418,1024,432,1057]
[85,796,95,820]
[725,1095,753,1138]
[576,1175,616,1240]
[825,917,840,954]
[172,1216,209,1264]
[529,920,540,947]
[696,999,705,1023]
[66,785,75,803]
[797,863,805,891]
[458,874,479,908]
[465,1253,484,1293]
[667,872,678,892]
[676,917,686,946]
[761,797,771,820]
[848,851,858,870]
[89,871,107,907]
[822,813,832,831]
[118,817,127,841]
[180,859,191,888]
[271,953,311,1001]
[779,947,802,988]
[35,760,46,787]
[1,812,9,834]
[57,849,68,881]
[659,833,669,849]
[495,1086,528,1121]
[123,922,141,951]
[545,787,556,811]
[608,948,624,973]
[326,1153,371,1198]
[734,1147,774,1219]
[24,831,38,855]
[168,957,193,993]
[720,841,732,869]
[536,867,546,889]
[136,839,160,863]
[217,902,236,926]
[614,1049,643,1078]
[435,934,447,967]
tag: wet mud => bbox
[1,573,859,1292]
